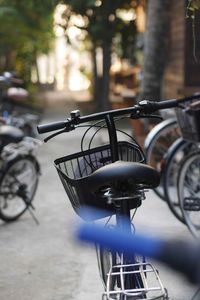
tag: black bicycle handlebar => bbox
[37,93,200,137]
[37,106,140,134]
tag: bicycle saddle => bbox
[0,125,24,146]
[86,161,160,191]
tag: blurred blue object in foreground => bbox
[77,221,162,259]
[76,210,200,284]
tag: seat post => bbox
[115,199,132,232]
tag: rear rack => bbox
[102,262,168,300]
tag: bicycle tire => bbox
[177,150,200,238]
[144,118,180,200]
[162,138,196,223]
[0,154,40,222]
[98,246,117,292]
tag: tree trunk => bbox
[91,44,101,109]
[139,0,171,101]
[100,39,112,111]
[35,62,40,84]
[4,50,16,70]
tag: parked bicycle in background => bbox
[0,72,42,223]
[0,71,41,138]
[144,93,200,229]
[0,128,41,223]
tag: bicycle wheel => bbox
[0,155,40,222]
[144,118,180,200]
[162,138,196,223]
[178,150,200,238]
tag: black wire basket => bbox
[54,141,145,220]
[176,100,200,143]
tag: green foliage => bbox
[114,20,137,62]
[0,1,55,84]
[186,0,200,61]
[186,0,200,18]
[61,0,138,45]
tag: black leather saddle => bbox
[85,160,160,192]
[0,125,24,148]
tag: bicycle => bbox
[144,94,200,224]
[177,149,200,238]
[161,138,197,223]
[160,97,200,226]
[0,72,41,138]
[0,123,41,223]
[37,96,200,300]
[176,100,200,238]
[144,117,180,200]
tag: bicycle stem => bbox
[105,114,119,162]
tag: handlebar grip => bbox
[156,93,200,109]
[152,93,200,111]
[37,121,67,134]
[138,94,200,114]
[155,99,178,110]
[138,99,178,113]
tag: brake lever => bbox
[43,129,66,143]
[43,124,76,142]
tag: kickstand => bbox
[27,206,40,225]
[23,198,40,225]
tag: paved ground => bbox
[0,91,199,300]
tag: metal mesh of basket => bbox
[176,100,200,143]
[54,141,145,219]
